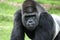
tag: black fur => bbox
[11,10,56,40]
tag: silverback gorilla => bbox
[11,0,60,40]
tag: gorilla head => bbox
[21,0,40,31]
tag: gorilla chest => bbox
[25,29,35,39]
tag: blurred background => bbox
[0,0,60,40]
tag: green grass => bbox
[0,3,18,15]
[37,0,60,5]
[0,22,13,40]
[0,0,60,40]
[49,9,60,15]
[6,0,24,3]
[0,2,15,40]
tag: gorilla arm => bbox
[11,10,25,40]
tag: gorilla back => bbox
[11,0,60,40]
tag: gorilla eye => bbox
[25,15,36,17]
[25,15,36,20]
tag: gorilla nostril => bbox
[29,21,32,23]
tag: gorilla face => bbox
[26,17,36,27]
[22,13,39,31]
[22,3,39,31]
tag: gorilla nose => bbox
[29,21,33,23]
[28,20,35,25]
[27,19,35,27]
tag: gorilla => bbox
[11,0,60,40]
